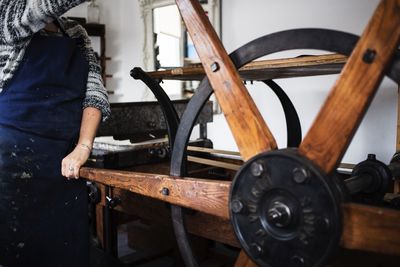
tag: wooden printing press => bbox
[81,0,400,266]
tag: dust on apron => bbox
[0,28,89,267]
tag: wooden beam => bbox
[147,54,347,81]
[81,168,400,256]
[299,0,400,173]
[97,186,239,247]
[342,203,400,255]
[80,167,230,219]
[187,146,241,157]
[187,146,353,171]
[187,156,241,171]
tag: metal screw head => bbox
[250,243,263,258]
[291,255,305,266]
[267,201,292,228]
[268,209,281,222]
[293,167,310,184]
[231,199,244,213]
[107,197,121,208]
[362,49,377,64]
[161,187,170,196]
[211,62,220,72]
[316,217,330,233]
[250,162,264,177]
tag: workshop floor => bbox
[118,223,176,267]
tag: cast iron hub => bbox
[230,149,345,267]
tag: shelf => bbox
[147,54,347,81]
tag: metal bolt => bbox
[255,228,267,237]
[161,187,170,196]
[231,199,244,213]
[362,49,377,64]
[250,243,263,258]
[106,196,121,208]
[250,162,264,177]
[147,121,156,128]
[268,209,281,222]
[291,255,305,266]
[267,201,292,228]
[211,62,220,72]
[293,167,310,184]
[316,217,330,233]
[367,154,376,161]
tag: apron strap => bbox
[53,18,68,36]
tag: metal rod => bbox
[345,174,374,195]
[199,123,207,139]
[104,186,118,257]
[389,161,400,179]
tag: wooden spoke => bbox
[176,0,276,161]
[235,250,259,267]
[299,0,400,173]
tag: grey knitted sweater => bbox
[0,0,110,120]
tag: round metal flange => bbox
[351,154,393,204]
[230,149,344,267]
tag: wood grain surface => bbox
[81,167,400,256]
[96,185,240,247]
[147,54,346,81]
[342,203,400,255]
[81,167,230,219]
[176,0,277,161]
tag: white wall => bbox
[65,0,150,103]
[66,0,398,165]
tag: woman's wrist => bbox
[77,143,92,153]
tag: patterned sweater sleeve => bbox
[0,0,85,44]
[62,18,111,122]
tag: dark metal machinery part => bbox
[348,154,393,204]
[104,186,122,257]
[169,28,400,267]
[263,80,302,147]
[230,149,345,267]
[131,67,180,148]
[230,152,393,267]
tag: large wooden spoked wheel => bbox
[175,0,400,266]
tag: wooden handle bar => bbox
[176,0,277,161]
[299,0,400,174]
[81,167,230,219]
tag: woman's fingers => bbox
[61,146,91,179]
[64,161,82,179]
[73,163,80,179]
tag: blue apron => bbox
[0,29,89,267]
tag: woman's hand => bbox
[62,107,101,179]
[61,144,91,179]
